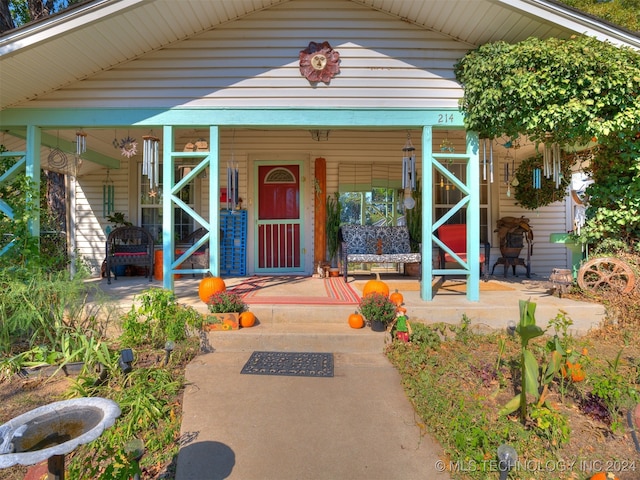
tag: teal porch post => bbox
[465,131,480,302]
[421,126,434,301]
[162,126,176,291]
[162,125,220,291]
[26,125,41,239]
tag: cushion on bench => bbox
[339,225,420,281]
[339,225,411,255]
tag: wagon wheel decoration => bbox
[577,257,636,294]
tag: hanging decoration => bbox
[542,134,563,188]
[119,135,138,158]
[227,130,239,210]
[75,130,87,156]
[142,133,160,188]
[47,131,70,174]
[504,149,512,197]
[402,133,416,209]
[480,138,494,183]
[103,170,115,218]
[226,165,239,210]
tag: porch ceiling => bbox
[1,0,637,111]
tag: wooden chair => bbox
[436,224,489,279]
[106,226,154,284]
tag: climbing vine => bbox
[455,34,640,245]
[454,35,640,146]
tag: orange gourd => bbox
[239,311,256,328]
[198,276,226,303]
[348,311,365,329]
[362,272,389,298]
[389,289,404,306]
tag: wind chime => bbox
[75,130,87,156]
[227,130,239,210]
[226,164,239,210]
[73,129,87,175]
[542,133,562,189]
[142,133,160,190]
[480,137,494,183]
[502,138,519,198]
[103,170,115,218]
[402,133,416,209]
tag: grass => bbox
[387,313,640,480]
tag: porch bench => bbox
[106,226,154,284]
[339,224,421,282]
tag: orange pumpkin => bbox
[198,276,226,303]
[590,473,619,480]
[348,311,365,329]
[389,289,404,306]
[239,311,256,328]
[362,272,389,298]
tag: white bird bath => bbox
[0,397,120,479]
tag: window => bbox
[139,164,196,243]
[340,188,400,226]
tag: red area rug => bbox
[229,276,361,305]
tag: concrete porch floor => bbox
[94,272,606,338]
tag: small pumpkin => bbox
[590,473,619,480]
[239,311,256,328]
[389,289,404,306]
[362,272,390,298]
[348,311,365,329]
[198,276,226,303]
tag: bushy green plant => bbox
[120,288,202,348]
[358,292,396,324]
[589,349,640,427]
[207,291,248,313]
[68,365,185,479]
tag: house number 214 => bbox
[438,114,455,124]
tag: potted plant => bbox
[204,291,248,330]
[358,292,397,332]
[404,179,421,276]
[326,192,342,275]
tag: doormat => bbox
[240,351,334,377]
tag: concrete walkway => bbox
[176,352,450,480]
[95,273,606,480]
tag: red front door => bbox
[256,164,302,272]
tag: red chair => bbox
[436,224,489,279]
